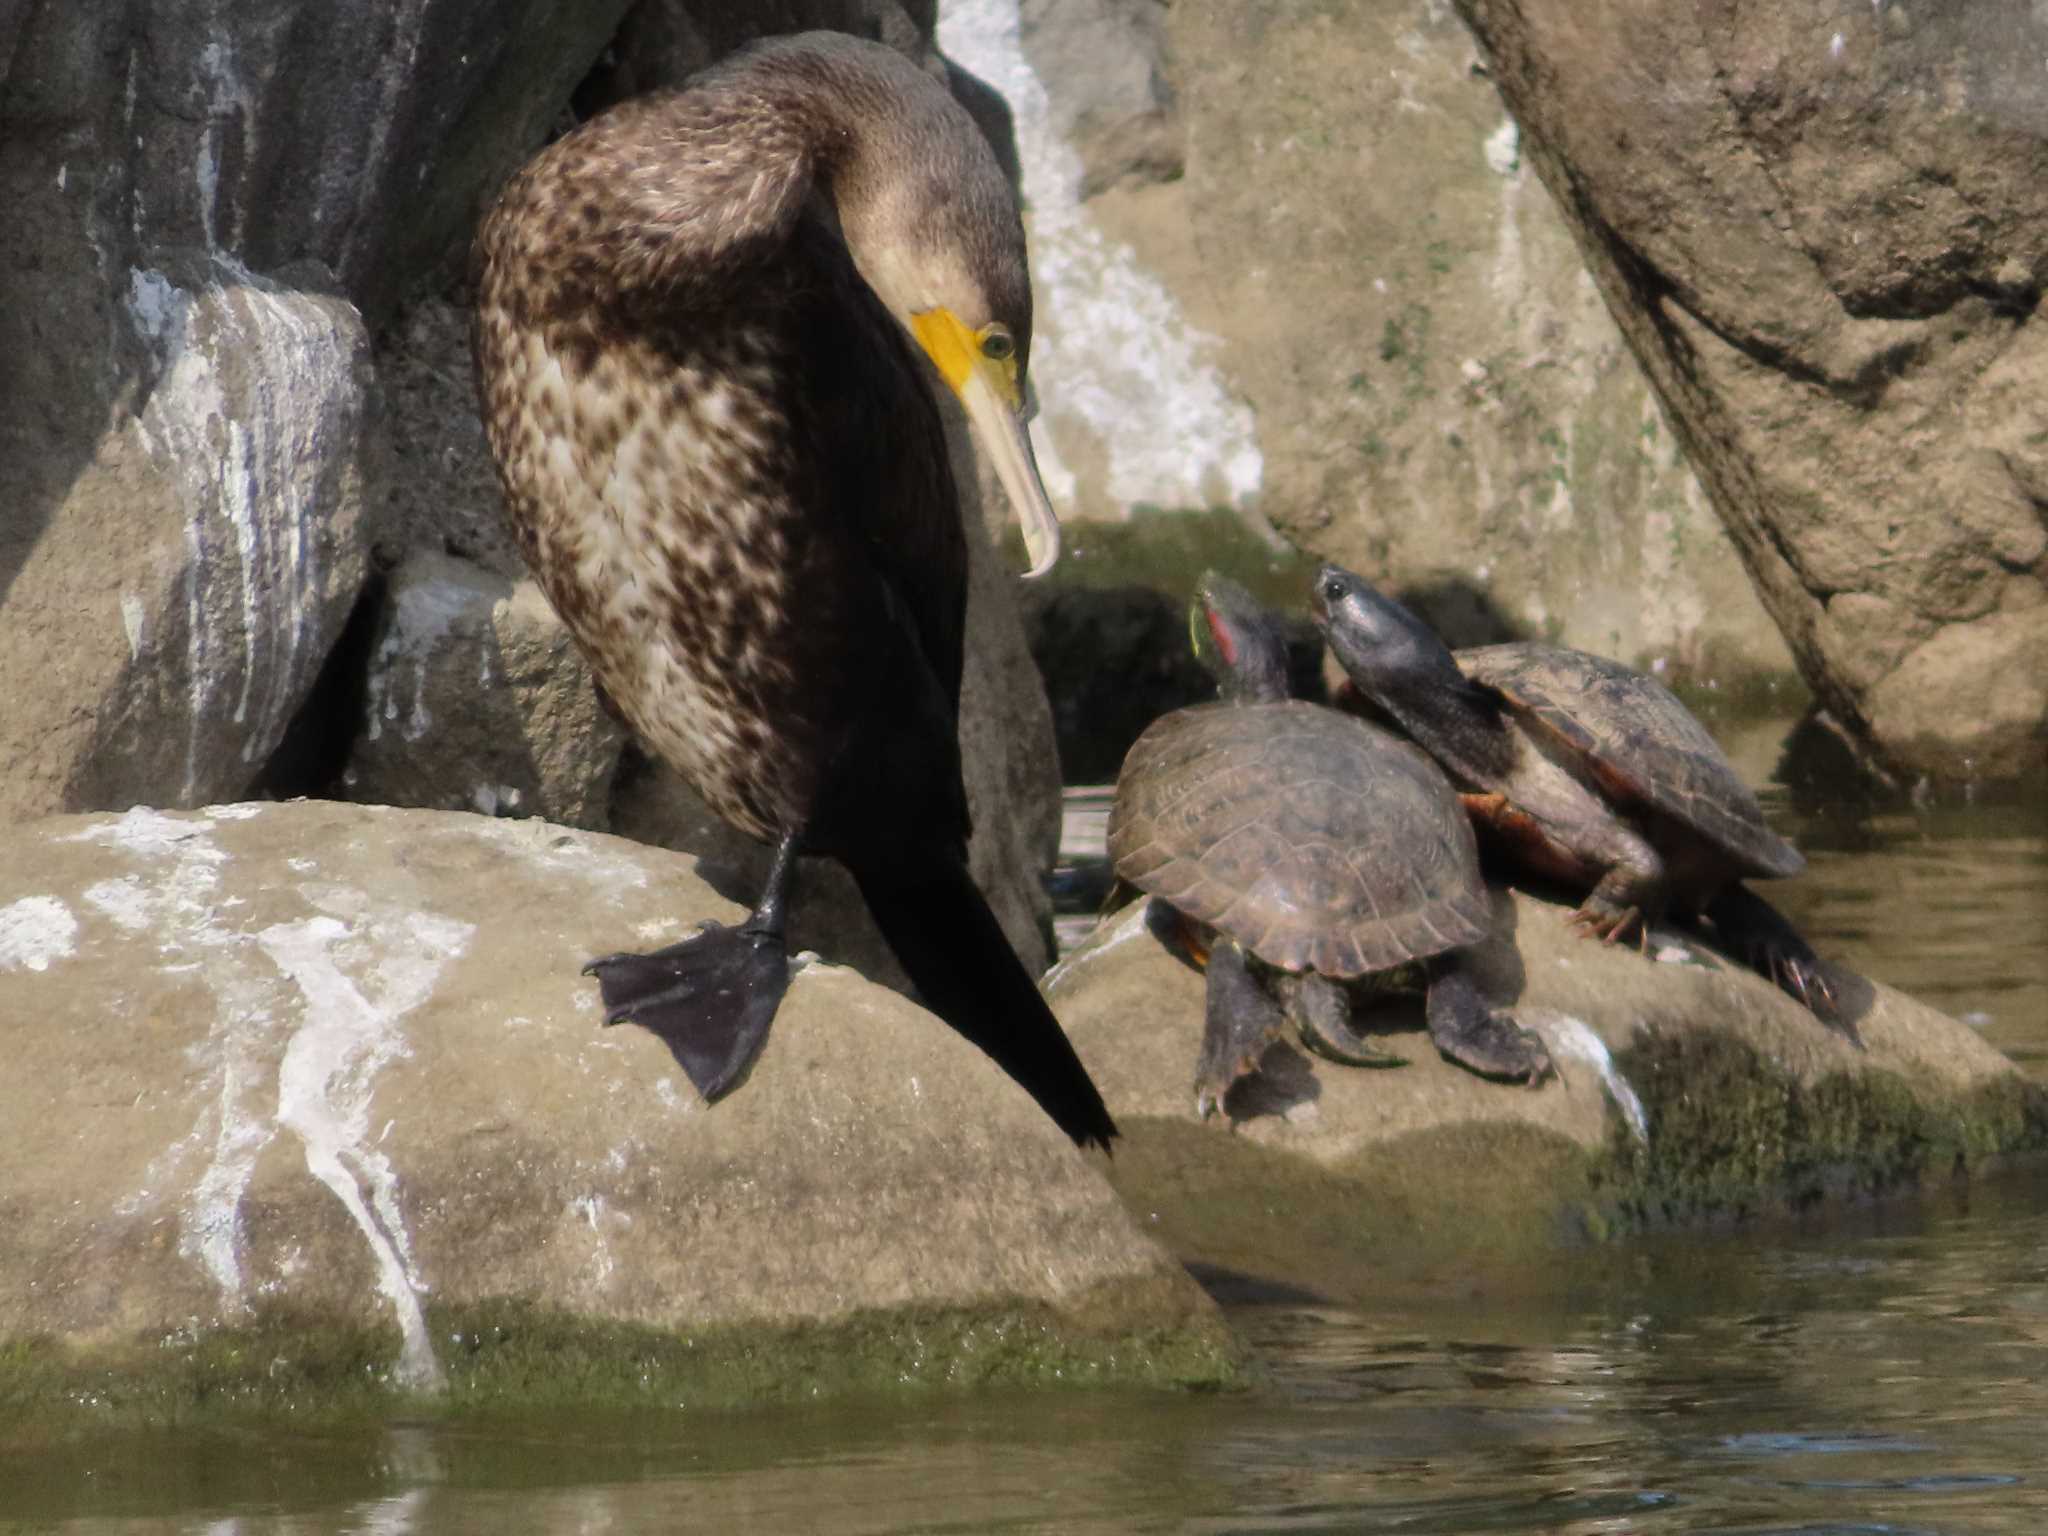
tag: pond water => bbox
[9,1179,2048,1531]
[6,747,2045,1533]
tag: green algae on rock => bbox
[1585,1029,2048,1235]
[0,1291,1238,1441]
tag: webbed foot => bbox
[584,919,791,1100]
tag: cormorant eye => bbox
[979,326,1015,362]
[1321,576,1346,603]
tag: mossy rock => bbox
[1049,890,2042,1301]
[0,1294,1238,1443]
[1588,1030,2048,1233]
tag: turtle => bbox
[1107,572,1554,1117]
[1310,561,1847,1033]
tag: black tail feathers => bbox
[854,858,1117,1150]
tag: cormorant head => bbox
[1309,563,1464,709]
[832,60,1059,578]
[903,263,1054,574]
[1190,572,1291,705]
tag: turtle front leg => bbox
[1196,938,1286,1119]
[1423,962,1553,1084]
[1283,972,1408,1069]
[1565,824,1665,949]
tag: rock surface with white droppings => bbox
[0,801,1210,1394]
[345,550,627,831]
[0,896,79,973]
[0,264,371,822]
[0,2,639,827]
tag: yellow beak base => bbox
[910,307,1059,577]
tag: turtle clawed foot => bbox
[1701,885,1860,1046]
[1293,976,1408,1069]
[1449,1015,1554,1085]
[1770,952,1859,1044]
[1566,901,1646,950]
[1193,1052,1264,1123]
[1773,953,1825,1010]
[1196,940,1287,1123]
[1194,1082,1230,1122]
[1427,968,1553,1085]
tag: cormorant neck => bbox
[559,38,943,304]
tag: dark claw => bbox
[1426,966,1553,1084]
[1566,902,1644,949]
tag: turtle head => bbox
[1310,565,1453,696]
[1315,558,1503,712]
[1311,564,1512,780]
[1190,572,1290,704]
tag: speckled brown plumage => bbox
[474,47,966,844]
[471,32,1113,1147]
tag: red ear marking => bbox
[1206,607,1238,668]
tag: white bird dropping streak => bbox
[1536,1012,1650,1144]
[259,904,475,1394]
[938,0,1264,513]
[0,896,79,972]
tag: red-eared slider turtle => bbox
[1311,562,1846,1033]
[1108,573,1553,1117]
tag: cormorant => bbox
[472,31,1115,1148]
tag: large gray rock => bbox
[370,297,526,574]
[0,802,1224,1407]
[0,0,635,824]
[954,0,1793,681]
[345,550,627,829]
[0,264,371,821]
[1019,0,1182,198]
[1164,0,1788,674]
[1,0,633,325]
[1047,890,2038,1298]
[1449,0,2048,782]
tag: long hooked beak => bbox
[911,309,1061,578]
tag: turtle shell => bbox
[1108,699,1492,978]
[1455,642,1804,880]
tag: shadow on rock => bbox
[1393,576,1531,650]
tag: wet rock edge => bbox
[1092,1038,2048,1309]
[0,1279,1241,1441]
[1584,1029,2048,1237]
